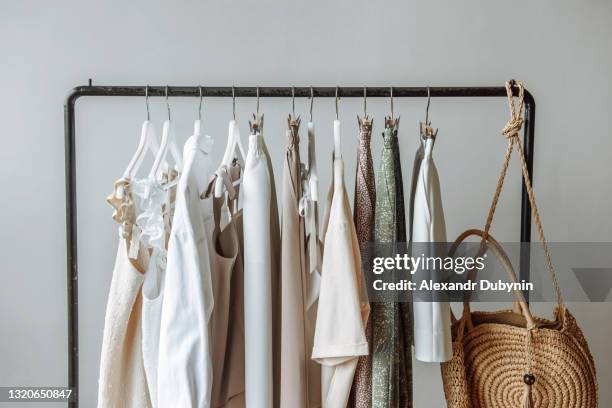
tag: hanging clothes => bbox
[242,121,281,408]
[312,120,369,408]
[98,179,151,408]
[205,163,246,408]
[279,116,320,408]
[157,134,215,408]
[132,169,179,408]
[301,120,323,408]
[410,133,452,363]
[371,118,412,408]
[349,116,376,408]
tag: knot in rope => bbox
[502,116,524,139]
[502,79,525,139]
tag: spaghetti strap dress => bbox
[206,163,246,408]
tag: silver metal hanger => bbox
[165,85,171,121]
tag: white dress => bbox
[241,130,281,408]
[312,132,369,408]
[157,134,215,408]
[131,173,176,408]
[410,137,452,363]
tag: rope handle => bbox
[450,229,536,342]
[480,80,565,311]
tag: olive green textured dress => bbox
[371,117,412,408]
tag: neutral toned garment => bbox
[372,120,412,408]
[410,137,452,363]
[207,164,246,408]
[302,120,323,408]
[349,116,376,408]
[98,180,151,408]
[242,129,280,408]
[312,146,369,408]
[280,117,320,408]
[157,134,215,408]
[132,172,177,408]
[141,249,164,408]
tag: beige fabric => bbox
[312,157,369,408]
[98,236,151,408]
[208,165,246,408]
[280,119,321,408]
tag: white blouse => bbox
[157,134,215,408]
[410,137,452,363]
[312,136,369,408]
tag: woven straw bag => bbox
[440,80,598,408]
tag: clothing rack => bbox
[64,83,536,407]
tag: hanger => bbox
[420,86,438,139]
[333,86,341,159]
[193,85,204,136]
[193,86,214,150]
[219,86,246,166]
[307,86,318,201]
[385,86,400,129]
[309,86,314,122]
[249,86,264,134]
[215,86,246,198]
[358,86,373,134]
[149,86,183,180]
[122,85,159,179]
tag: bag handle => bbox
[478,80,564,311]
[450,229,536,336]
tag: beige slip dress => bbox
[205,163,246,408]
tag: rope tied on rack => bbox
[475,79,566,407]
[502,80,525,140]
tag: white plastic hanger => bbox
[308,87,318,202]
[149,86,183,180]
[220,86,246,166]
[333,86,342,159]
[122,86,160,179]
[193,86,214,149]
[215,86,246,197]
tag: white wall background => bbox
[1,0,611,407]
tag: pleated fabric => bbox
[349,116,376,408]
[371,119,412,408]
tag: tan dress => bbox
[206,164,246,408]
[280,117,321,408]
[98,179,151,408]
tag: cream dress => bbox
[312,121,369,408]
[98,179,151,408]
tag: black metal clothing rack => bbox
[64,84,536,407]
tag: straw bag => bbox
[440,80,598,408]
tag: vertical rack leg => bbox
[520,97,536,302]
[64,94,79,408]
